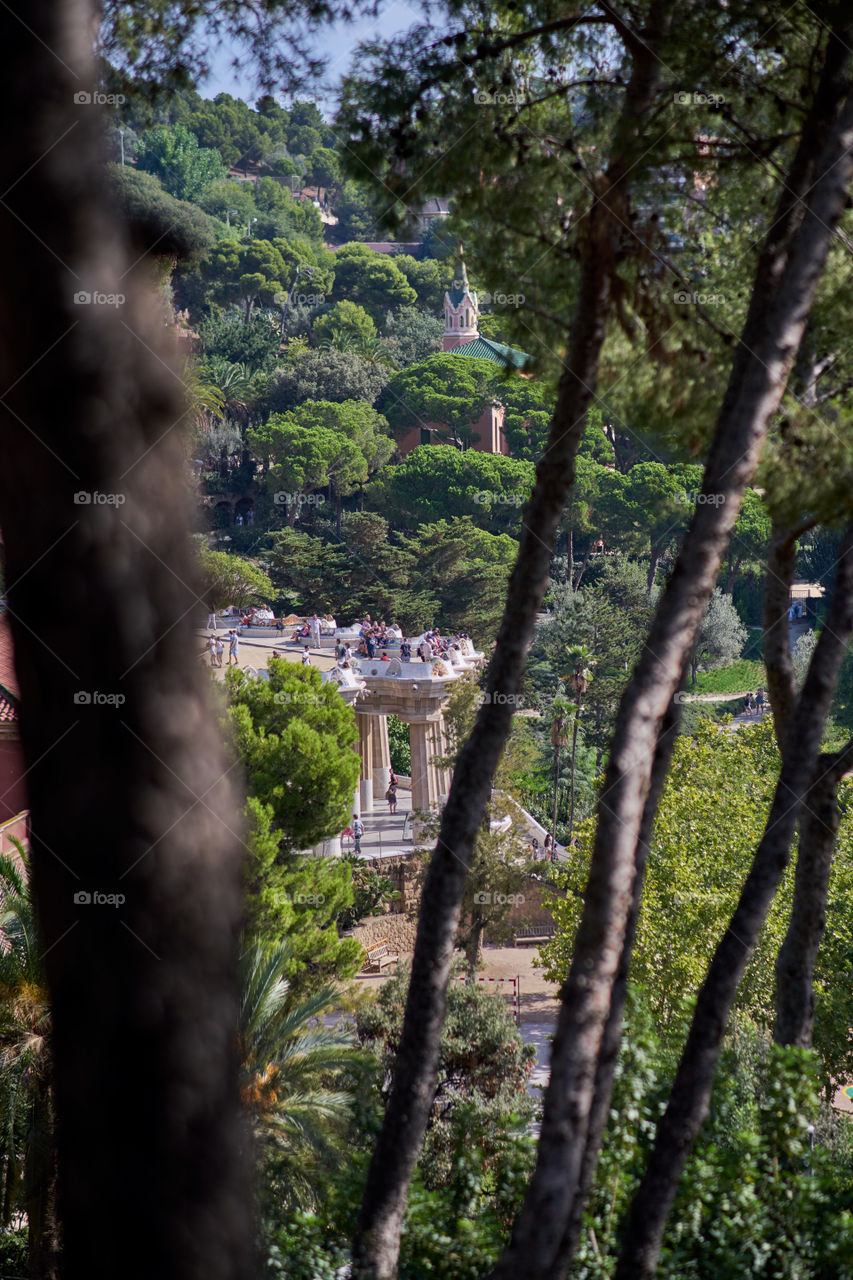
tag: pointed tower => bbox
[442,245,479,351]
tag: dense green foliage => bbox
[543,719,853,1086]
[226,660,359,852]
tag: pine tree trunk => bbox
[352,18,670,1278]
[555,686,685,1274]
[613,526,853,1280]
[774,743,853,1047]
[763,526,799,750]
[0,5,254,1278]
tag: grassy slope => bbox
[692,659,766,695]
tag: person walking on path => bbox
[207,609,217,630]
[228,631,239,666]
[352,814,364,855]
[386,780,398,814]
[214,637,224,668]
[301,646,311,665]
[207,634,217,666]
[756,688,765,715]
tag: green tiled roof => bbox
[447,336,530,370]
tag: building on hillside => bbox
[0,612,28,852]
[397,253,530,457]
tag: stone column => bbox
[371,715,392,799]
[427,717,448,805]
[409,720,431,820]
[357,714,373,813]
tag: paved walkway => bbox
[349,788,414,860]
[198,631,336,678]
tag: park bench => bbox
[362,939,399,974]
[513,924,556,947]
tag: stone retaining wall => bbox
[352,912,417,955]
[371,854,422,912]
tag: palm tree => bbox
[238,938,358,1208]
[549,696,571,849]
[318,331,396,369]
[354,336,396,369]
[0,848,57,1280]
[184,362,226,429]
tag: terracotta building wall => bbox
[0,733,27,824]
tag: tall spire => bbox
[443,246,478,351]
[458,241,469,292]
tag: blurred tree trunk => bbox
[0,3,253,1278]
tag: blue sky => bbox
[200,0,425,111]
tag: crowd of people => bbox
[337,617,473,666]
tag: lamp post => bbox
[247,216,258,238]
[226,209,239,228]
[119,128,125,166]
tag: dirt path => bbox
[354,944,561,1025]
[680,690,763,703]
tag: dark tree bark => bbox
[352,11,671,1274]
[573,541,593,591]
[614,525,853,1280]
[26,1085,58,1280]
[764,523,853,1052]
[492,31,853,1280]
[554,678,686,1276]
[763,525,799,751]
[775,741,853,1048]
[0,4,253,1279]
